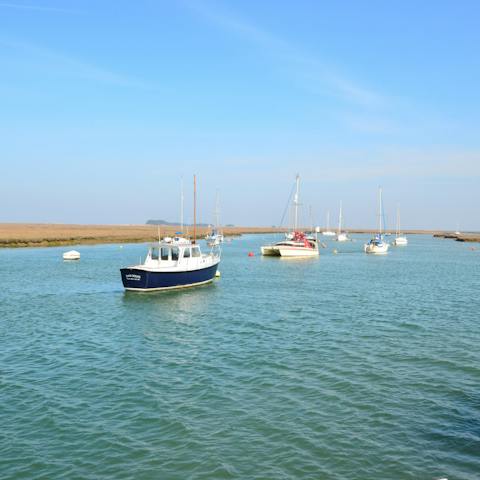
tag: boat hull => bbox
[261,244,319,257]
[364,243,389,254]
[393,237,408,246]
[120,263,219,291]
[63,250,80,260]
[261,245,280,256]
[277,246,319,257]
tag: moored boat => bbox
[121,236,220,291]
[364,234,389,254]
[365,188,389,255]
[336,201,350,242]
[206,229,224,246]
[261,174,319,258]
[121,175,220,292]
[392,236,408,246]
[322,210,336,236]
[205,191,224,246]
[392,204,408,246]
[261,231,319,257]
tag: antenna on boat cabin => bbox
[193,175,197,244]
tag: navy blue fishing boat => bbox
[121,175,220,292]
[121,237,220,291]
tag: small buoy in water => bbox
[248,252,254,257]
[119,245,123,249]
[215,270,221,278]
[333,249,338,254]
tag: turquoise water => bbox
[1,235,479,479]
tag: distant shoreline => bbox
[0,223,478,248]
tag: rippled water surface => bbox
[1,235,479,479]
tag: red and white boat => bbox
[261,231,319,257]
[261,175,319,258]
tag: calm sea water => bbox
[1,235,479,480]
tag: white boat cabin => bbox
[140,237,219,270]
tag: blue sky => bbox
[1,0,479,230]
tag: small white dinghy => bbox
[63,250,80,260]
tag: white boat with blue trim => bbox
[121,236,220,291]
[121,175,220,292]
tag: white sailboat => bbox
[261,175,319,257]
[364,188,389,255]
[392,205,408,246]
[322,210,336,236]
[336,201,350,242]
[205,190,224,246]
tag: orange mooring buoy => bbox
[248,252,254,257]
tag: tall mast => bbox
[193,175,197,244]
[293,174,300,230]
[378,187,383,235]
[338,201,343,235]
[309,205,313,232]
[215,190,220,230]
[396,204,400,237]
[326,211,330,231]
[180,177,184,232]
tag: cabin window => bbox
[151,247,159,260]
[183,248,191,258]
[161,247,170,261]
[171,247,179,261]
[192,246,201,257]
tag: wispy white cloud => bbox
[182,0,386,109]
[0,37,155,89]
[0,2,80,13]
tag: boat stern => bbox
[120,268,149,290]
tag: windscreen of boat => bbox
[171,246,179,261]
[161,247,170,261]
[151,247,159,260]
[183,248,191,258]
[192,246,201,257]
